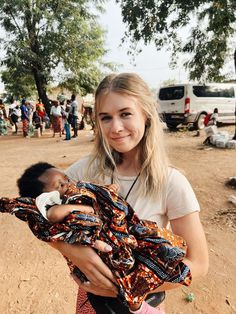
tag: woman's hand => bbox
[71,272,117,297]
[48,202,118,297]
[49,240,118,297]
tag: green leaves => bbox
[0,0,108,102]
[116,0,236,81]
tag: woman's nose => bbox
[110,118,123,133]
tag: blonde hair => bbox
[85,73,169,198]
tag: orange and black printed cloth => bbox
[0,182,191,305]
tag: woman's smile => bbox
[111,135,130,141]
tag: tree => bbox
[116,0,236,82]
[1,66,37,99]
[0,0,107,111]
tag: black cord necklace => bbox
[111,172,140,201]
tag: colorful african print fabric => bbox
[0,182,191,306]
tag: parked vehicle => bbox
[157,83,236,130]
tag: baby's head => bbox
[17,162,70,198]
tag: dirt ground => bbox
[0,125,235,314]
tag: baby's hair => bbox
[17,162,55,198]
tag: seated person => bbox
[203,108,219,145]
[0,162,192,314]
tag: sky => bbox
[100,0,188,89]
[0,0,188,93]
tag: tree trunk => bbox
[32,68,50,114]
[233,48,236,139]
[234,48,236,75]
[25,10,51,114]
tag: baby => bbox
[0,162,191,314]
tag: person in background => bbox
[20,98,30,138]
[9,104,20,134]
[0,110,8,136]
[0,99,7,119]
[36,99,46,132]
[60,100,66,136]
[203,108,218,145]
[49,73,209,314]
[32,110,43,137]
[82,101,95,130]
[27,101,34,125]
[204,108,218,127]
[63,100,71,141]
[69,94,79,138]
[36,99,46,116]
[50,100,62,137]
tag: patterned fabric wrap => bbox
[22,119,29,134]
[51,116,62,132]
[0,182,191,305]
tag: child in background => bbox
[0,162,191,314]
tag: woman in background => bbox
[50,100,62,137]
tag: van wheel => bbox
[195,114,206,130]
[166,123,178,131]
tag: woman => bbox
[51,73,209,313]
[20,98,30,137]
[50,100,62,137]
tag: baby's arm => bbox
[36,191,94,223]
[47,204,94,223]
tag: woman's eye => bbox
[101,115,111,121]
[121,112,131,118]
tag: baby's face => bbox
[39,168,70,197]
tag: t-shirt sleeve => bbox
[166,168,200,220]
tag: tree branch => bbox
[5,6,24,39]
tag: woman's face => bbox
[97,92,146,154]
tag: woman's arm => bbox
[49,240,118,297]
[147,211,208,294]
[170,211,209,278]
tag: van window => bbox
[193,85,235,98]
[159,86,184,100]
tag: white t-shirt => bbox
[65,156,200,228]
[70,100,79,117]
[50,106,62,117]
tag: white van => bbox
[157,83,236,130]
